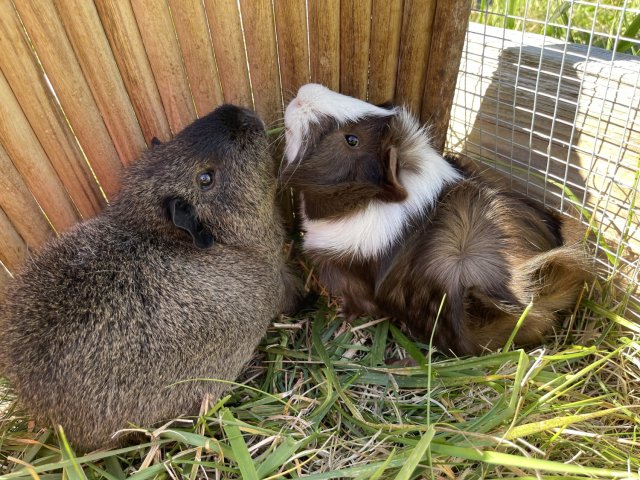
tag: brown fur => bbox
[0,105,298,451]
[286,110,591,356]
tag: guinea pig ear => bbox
[380,146,408,202]
[151,137,163,147]
[167,198,215,250]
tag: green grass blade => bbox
[102,456,126,480]
[368,319,389,367]
[267,127,284,136]
[393,425,435,480]
[357,449,396,480]
[504,406,637,440]
[617,13,640,53]
[221,408,259,480]
[429,442,640,478]
[255,436,311,478]
[57,426,88,480]
[502,300,534,353]
[127,463,167,480]
[583,299,640,334]
[389,324,427,367]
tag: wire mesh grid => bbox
[447,0,640,321]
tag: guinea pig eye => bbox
[345,134,359,147]
[197,171,214,190]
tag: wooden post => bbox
[0,71,79,232]
[169,0,224,117]
[13,0,124,198]
[0,0,104,218]
[131,0,197,133]
[240,0,282,125]
[0,142,54,248]
[94,0,172,144]
[422,0,472,152]
[309,0,340,91]
[340,0,372,99]
[204,0,253,108]
[369,0,404,104]
[395,0,437,114]
[0,208,27,273]
[274,0,310,100]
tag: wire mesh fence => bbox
[447,0,640,321]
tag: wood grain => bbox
[340,0,372,99]
[168,0,224,117]
[395,0,437,114]
[94,0,172,144]
[131,0,197,133]
[204,0,253,108]
[422,0,471,151]
[0,1,104,218]
[0,69,79,233]
[309,0,340,91]
[0,141,54,248]
[0,208,28,272]
[13,0,124,199]
[56,0,146,165]
[0,259,11,295]
[369,0,404,104]
[274,0,310,101]
[240,0,282,125]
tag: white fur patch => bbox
[284,83,395,163]
[285,85,462,259]
[302,145,461,259]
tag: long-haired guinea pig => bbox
[281,83,591,356]
[0,105,299,451]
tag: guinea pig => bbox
[281,83,591,356]
[0,104,298,451]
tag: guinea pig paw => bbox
[336,304,361,323]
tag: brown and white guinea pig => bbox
[282,83,591,356]
[0,105,299,452]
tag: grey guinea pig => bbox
[0,105,298,451]
[282,83,592,356]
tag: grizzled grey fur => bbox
[0,105,297,451]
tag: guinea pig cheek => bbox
[284,128,305,165]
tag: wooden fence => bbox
[0,0,472,283]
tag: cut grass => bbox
[0,279,638,478]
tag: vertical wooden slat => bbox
[0,208,28,273]
[240,0,282,125]
[94,0,172,144]
[131,0,196,133]
[204,0,253,107]
[0,71,79,233]
[13,0,124,199]
[368,0,404,104]
[309,0,340,91]
[0,142,54,247]
[340,0,372,99]
[56,0,147,165]
[395,0,438,114]
[274,0,310,101]
[422,0,472,152]
[168,0,224,117]
[0,261,11,296]
[0,1,104,219]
